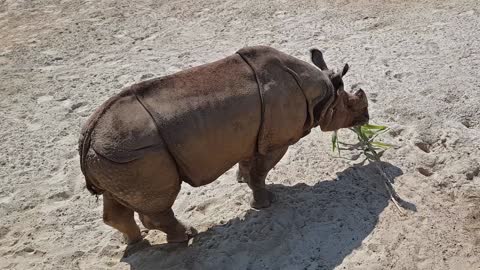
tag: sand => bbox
[0,0,479,269]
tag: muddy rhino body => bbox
[78,46,368,244]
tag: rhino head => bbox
[310,49,369,132]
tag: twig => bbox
[375,163,405,215]
[363,135,405,215]
[338,127,405,216]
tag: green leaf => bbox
[331,131,341,156]
[361,124,388,131]
[371,141,394,149]
[361,128,376,139]
[332,131,338,152]
[361,125,388,139]
[337,123,394,163]
[368,129,390,142]
[351,126,367,141]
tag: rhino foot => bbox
[166,225,198,243]
[250,189,276,209]
[123,239,151,257]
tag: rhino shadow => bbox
[121,162,407,270]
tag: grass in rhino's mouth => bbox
[332,124,393,161]
[331,124,406,215]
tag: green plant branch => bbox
[334,125,406,215]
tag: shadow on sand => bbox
[121,162,410,270]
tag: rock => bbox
[140,73,155,80]
[450,159,480,180]
[417,167,433,176]
[414,141,430,153]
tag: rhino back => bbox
[135,54,261,186]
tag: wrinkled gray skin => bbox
[78,46,369,246]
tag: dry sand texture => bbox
[1,0,479,269]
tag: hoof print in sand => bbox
[417,167,434,177]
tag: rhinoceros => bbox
[78,46,369,245]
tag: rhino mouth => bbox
[355,118,369,127]
[355,120,368,127]
[353,112,369,127]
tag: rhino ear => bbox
[310,48,328,70]
[341,63,349,77]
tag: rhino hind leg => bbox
[86,147,195,244]
[103,192,142,244]
[242,146,289,209]
[139,210,197,243]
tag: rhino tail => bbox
[78,124,104,196]
[85,174,103,196]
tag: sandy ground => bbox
[1,0,479,269]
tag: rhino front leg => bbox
[246,146,288,209]
[236,159,252,183]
